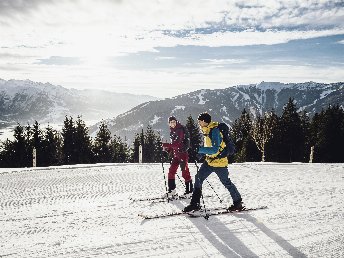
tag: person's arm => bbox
[198,128,221,155]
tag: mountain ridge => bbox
[0,78,158,128]
[89,81,344,143]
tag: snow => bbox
[0,163,343,257]
[320,88,335,99]
[150,115,161,125]
[256,82,289,92]
[236,89,251,101]
[197,90,207,104]
[171,106,185,113]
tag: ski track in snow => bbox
[0,163,343,257]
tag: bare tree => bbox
[251,112,277,162]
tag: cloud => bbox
[0,0,343,97]
[155,56,176,60]
[200,58,247,66]
[1,1,343,41]
[35,56,82,66]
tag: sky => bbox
[0,0,343,98]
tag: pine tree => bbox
[112,135,130,163]
[93,121,113,163]
[0,139,15,167]
[131,126,162,163]
[231,109,260,162]
[75,116,93,164]
[143,125,155,163]
[30,121,44,166]
[314,105,344,162]
[186,115,202,163]
[42,125,62,166]
[278,98,305,162]
[264,110,280,162]
[131,132,142,163]
[62,116,76,164]
[13,124,30,167]
[300,111,311,162]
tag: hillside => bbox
[0,79,158,128]
[90,81,344,142]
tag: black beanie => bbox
[197,112,211,123]
[168,116,177,122]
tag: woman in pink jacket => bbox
[162,116,193,199]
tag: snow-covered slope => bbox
[0,79,158,127]
[90,81,344,142]
[0,163,343,257]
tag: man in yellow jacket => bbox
[183,112,243,213]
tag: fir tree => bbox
[314,105,344,162]
[264,110,280,162]
[131,132,142,163]
[112,135,130,163]
[30,121,44,166]
[42,125,62,166]
[75,116,93,164]
[0,139,15,167]
[143,125,160,163]
[278,98,305,162]
[231,109,260,162]
[300,111,311,162]
[13,124,30,167]
[62,116,77,164]
[93,122,113,163]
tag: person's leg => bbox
[193,162,213,189]
[214,167,242,204]
[167,157,179,196]
[183,162,213,212]
[180,154,192,195]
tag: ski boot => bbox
[227,199,244,212]
[183,187,201,213]
[167,189,178,200]
[183,202,201,213]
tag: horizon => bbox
[0,1,343,98]
[2,78,343,99]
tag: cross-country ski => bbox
[139,206,268,220]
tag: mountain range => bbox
[0,79,158,128]
[89,81,344,143]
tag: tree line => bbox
[0,116,132,167]
[0,98,343,167]
[230,98,344,163]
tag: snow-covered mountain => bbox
[90,81,344,143]
[0,79,158,128]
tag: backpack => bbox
[181,125,190,151]
[209,123,236,158]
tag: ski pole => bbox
[161,152,169,203]
[205,179,223,203]
[195,160,223,203]
[176,174,184,185]
[194,161,209,220]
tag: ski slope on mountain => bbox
[0,163,343,257]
